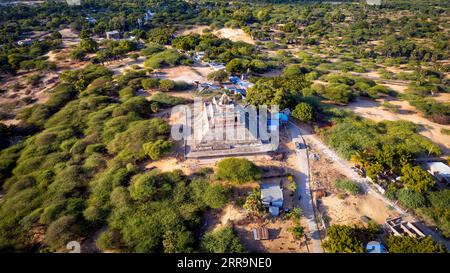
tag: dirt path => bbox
[287,121,324,253]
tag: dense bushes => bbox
[201,226,246,253]
[0,63,180,251]
[320,116,440,160]
[323,225,367,253]
[143,49,189,69]
[387,236,446,253]
[314,73,394,104]
[216,158,261,184]
[18,83,77,128]
[246,75,310,109]
[333,179,360,196]
[292,102,314,122]
[149,92,186,108]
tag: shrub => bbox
[143,139,172,160]
[323,225,364,253]
[387,236,446,253]
[288,222,305,240]
[322,83,354,104]
[207,69,229,83]
[119,87,136,100]
[333,179,360,195]
[149,92,185,108]
[217,158,261,184]
[158,79,176,91]
[190,179,228,209]
[400,164,435,193]
[141,78,160,89]
[292,102,314,122]
[397,188,426,209]
[201,226,245,253]
[45,216,81,251]
[143,49,184,69]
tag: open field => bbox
[159,63,214,82]
[178,26,256,45]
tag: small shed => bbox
[252,226,270,240]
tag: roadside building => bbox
[106,30,121,40]
[193,51,205,62]
[229,76,254,90]
[261,182,284,216]
[423,162,450,184]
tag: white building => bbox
[366,0,382,5]
[106,30,120,40]
[261,182,283,216]
[423,162,450,184]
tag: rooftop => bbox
[261,182,283,208]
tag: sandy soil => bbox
[343,98,450,155]
[178,26,256,45]
[433,93,450,103]
[307,134,400,226]
[177,25,210,36]
[213,28,255,45]
[159,63,213,83]
[203,203,307,253]
[59,28,80,47]
[104,55,145,75]
[0,70,60,125]
[321,194,399,225]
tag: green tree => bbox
[143,140,172,160]
[225,58,249,74]
[158,79,176,91]
[80,38,98,53]
[400,164,435,193]
[323,225,365,253]
[201,226,246,253]
[387,236,446,253]
[243,188,265,215]
[191,179,228,209]
[217,158,261,184]
[397,188,426,209]
[162,228,193,253]
[288,222,304,240]
[207,69,229,83]
[292,102,314,122]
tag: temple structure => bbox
[185,94,278,158]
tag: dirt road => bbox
[287,121,324,253]
[296,123,450,250]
